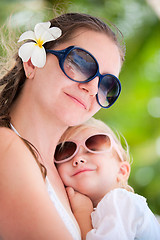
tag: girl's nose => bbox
[78,77,99,96]
[72,157,87,166]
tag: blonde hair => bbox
[59,117,134,192]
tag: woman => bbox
[0,13,125,239]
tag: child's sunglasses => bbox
[46,46,121,108]
[54,133,123,164]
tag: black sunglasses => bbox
[46,46,121,108]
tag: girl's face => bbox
[30,29,121,127]
[56,128,125,206]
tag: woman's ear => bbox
[117,161,130,183]
[23,59,37,79]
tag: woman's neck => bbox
[10,96,68,169]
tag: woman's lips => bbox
[65,93,88,110]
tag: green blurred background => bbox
[0,0,160,215]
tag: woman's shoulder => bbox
[0,126,16,137]
[0,127,26,156]
[0,126,46,209]
[0,126,20,141]
[0,126,39,173]
[0,126,42,193]
[0,127,20,153]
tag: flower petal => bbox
[18,21,62,68]
[18,31,36,42]
[43,27,62,44]
[31,45,46,68]
[34,22,51,40]
[18,42,36,62]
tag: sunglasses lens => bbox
[97,75,121,108]
[54,141,76,162]
[63,48,98,81]
[86,134,111,152]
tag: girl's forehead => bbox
[66,127,104,141]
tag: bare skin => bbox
[0,29,122,239]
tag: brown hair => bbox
[0,12,125,122]
[0,13,125,177]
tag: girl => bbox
[55,117,160,239]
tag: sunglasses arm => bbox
[46,46,75,58]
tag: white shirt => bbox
[10,124,81,240]
[86,188,160,240]
[46,177,81,240]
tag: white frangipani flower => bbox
[18,22,62,68]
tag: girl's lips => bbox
[65,93,88,110]
[72,169,95,176]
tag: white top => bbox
[46,177,81,240]
[86,188,160,240]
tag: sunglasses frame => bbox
[46,46,121,108]
[54,133,123,164]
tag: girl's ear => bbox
[117,161,130,183]
[23,59,37,79]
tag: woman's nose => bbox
[78,77,99,96]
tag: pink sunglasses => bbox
[54,133,123,164]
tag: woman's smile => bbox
[65,92,89,110]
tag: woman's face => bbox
[31,29,121,127]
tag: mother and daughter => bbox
[0,11,159,240]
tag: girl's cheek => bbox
[57,165,68,178]
[56,165,64,176]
